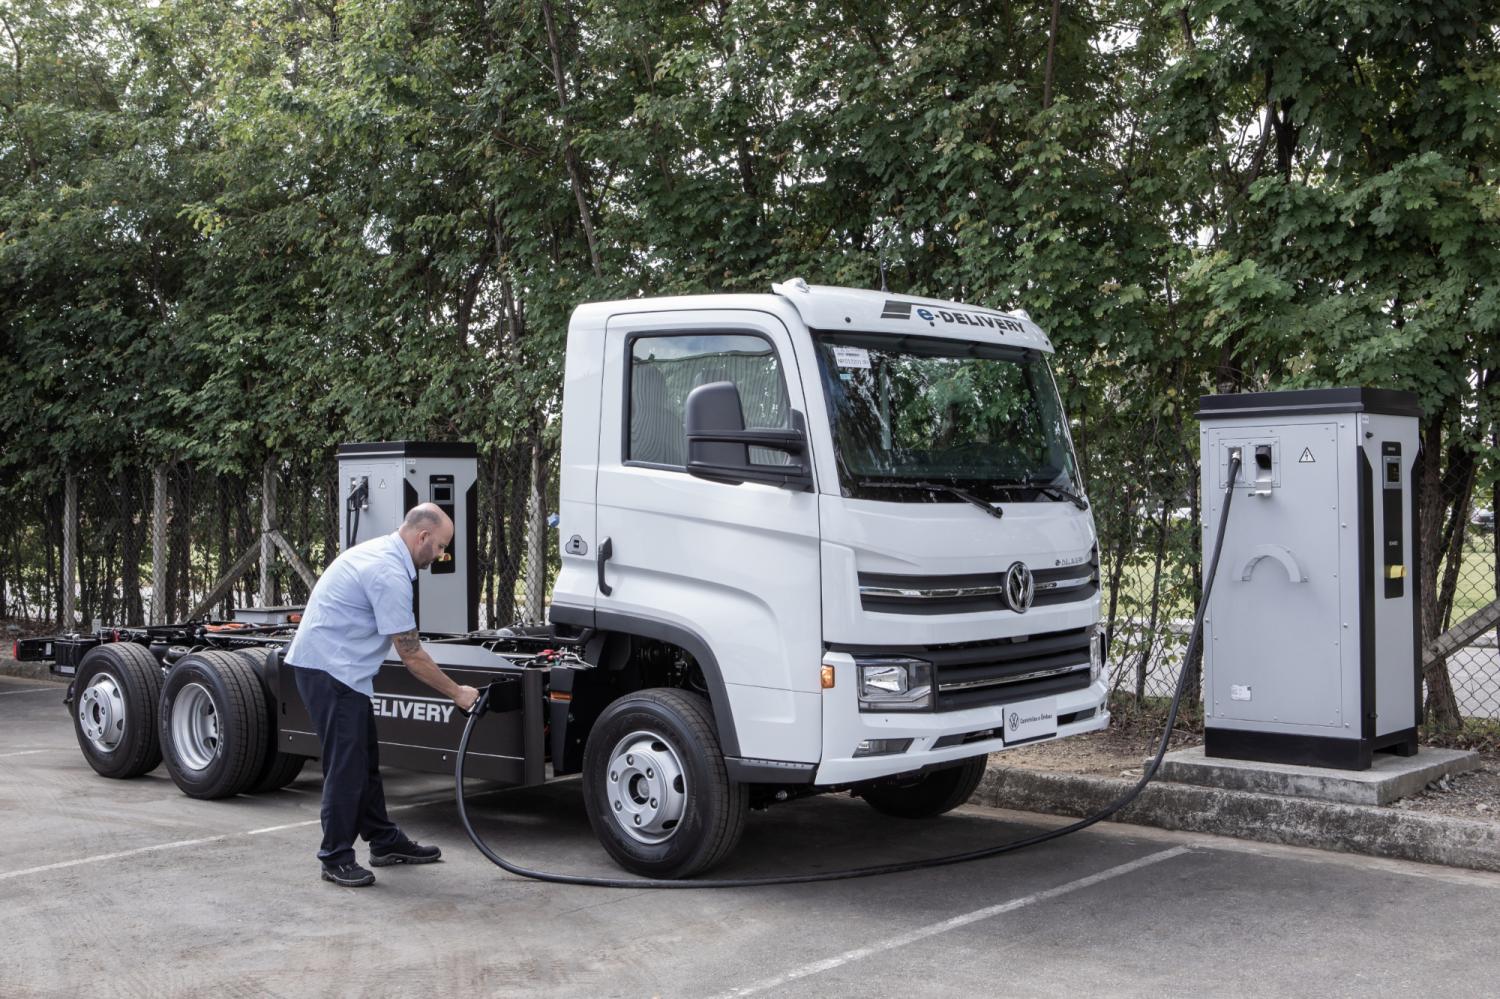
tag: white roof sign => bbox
[770,279,1053,352]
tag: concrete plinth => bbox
[1159,745,1480,806]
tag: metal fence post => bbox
[62,473,78,630]
[152,465,168,625]
[260,461,276,608]
[524,444,546,624]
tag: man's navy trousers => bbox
[293,665,402,867]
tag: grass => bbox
[1426,716,1500,753]
[1108,692,1500,753]
[1102,530,1497,623]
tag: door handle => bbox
[596,537,614,596]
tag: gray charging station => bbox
[336,441,479,635]
[1198,389,1422,770]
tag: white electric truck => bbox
[25,280,1108,878]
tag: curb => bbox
[976,766,1500,874]
[0,660,67,684]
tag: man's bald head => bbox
[399,503,455,570]
[402,504,450,532]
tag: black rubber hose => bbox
[454,457,1243,888]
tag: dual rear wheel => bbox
[70,643,305,798]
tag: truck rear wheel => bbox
[858,756,988,819]
[158,651,268,799]
[231,646,308,793]
[73,643,164,779]
[582,689,747,879]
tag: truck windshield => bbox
[811,331,1083,504]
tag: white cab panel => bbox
[593,308,824,763]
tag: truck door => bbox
[593,309,823,764]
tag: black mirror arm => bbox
[685,460,813,491]
[684,428,806,454]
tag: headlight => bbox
[857,657,932,711]
[1090,628,1105,684]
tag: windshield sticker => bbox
[833,346,872,369]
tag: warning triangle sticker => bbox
[1299,448,1315,463]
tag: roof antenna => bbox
[878,255,889,294]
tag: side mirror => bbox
[683,382,813,491]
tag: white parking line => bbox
[715,845,1192,998]
[0,749,54,759]
[0,788,504,883]
[0,686,59,696]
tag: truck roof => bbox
[571,280,1054,353]
[770,279,1052,352]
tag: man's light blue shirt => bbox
[285,532,417,696]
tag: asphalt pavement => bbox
[3,671,1498,999]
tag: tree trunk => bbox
[1042,0,1061,110]
[1135,504,1171,704]
[540,0,602,276]
[1418,419,1463,728]
[121,467,143,625]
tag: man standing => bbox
[285,503,480,887]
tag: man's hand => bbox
[454,685,481,713]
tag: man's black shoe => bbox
[321,862,376,887]
[369,838,442,866]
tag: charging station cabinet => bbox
[336,441,479,635]
[1198,389,1422,770]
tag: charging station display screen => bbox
[812,331,1083,503]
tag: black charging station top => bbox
[337,440,479,459]
[1197,388,1422,420]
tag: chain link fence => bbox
[3,436,1495,744]
[1095,436,1498,749]
[1,446,557,638]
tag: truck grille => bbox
[858,565,1097,615]
[831,627,1093,712]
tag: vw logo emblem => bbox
[1008,711,1020,731]
[1004,561,1035,613]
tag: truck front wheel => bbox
[858,756,989,819]
[582,689,747,879]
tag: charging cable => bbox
[346,478,369,549]
[454,456,1243,887]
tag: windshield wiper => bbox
[1031,484,1089,510]
[856,479,1004,520]
[986,478,1090,510]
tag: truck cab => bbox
[549,279,1108,862]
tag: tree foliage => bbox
[2,0,1496,720]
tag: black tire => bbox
[232,646,308,793]
[72,643,164,779]
[858,756,989,819]
[158,650,268,799]
[249,750,307,792]
[582,689,748,879]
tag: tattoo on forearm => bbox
[393,629,423,656]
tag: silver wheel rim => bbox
[170,682,221,772]
[78,674,126,753]
[604,729,689,845]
